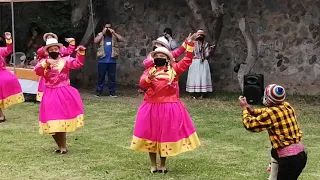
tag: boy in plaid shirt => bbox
[238,84,307,180]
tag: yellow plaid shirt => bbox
[242,101,302,149]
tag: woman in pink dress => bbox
[0,32,24,122]
[142,36,187,69]
[36,32,76,102]
[141,34,194,97]
[130,36,200,173]
[34,38,85,154]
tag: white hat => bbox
[43,32,58,41]
[197,29,206,36]
[152,36,170,49]
[43,38,63,51]
[150,47,174,62]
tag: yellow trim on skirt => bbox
[130,132,201,157]
[36,92,43,102]
[0,93,24,109]
[39,114,85,135]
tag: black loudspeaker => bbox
[243,74,264,105]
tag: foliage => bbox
[36,1,88,38]
[10,1,88,49]
[0,0,108,51]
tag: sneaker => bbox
[109,95,118,98]
[95,92,102,97]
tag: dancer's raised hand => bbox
[184,33,191,42]
[238,96,248,108]
[4,32,11,40]
[76,45,86,51]
[188,33,200,42]
[148,70,157,80]
[238,96,255,113]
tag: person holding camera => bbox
[94,22,124,97]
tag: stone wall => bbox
[217,0,320,95]
[80,0,320,95]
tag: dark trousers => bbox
[96,63,116,95]
[271,149,307,180]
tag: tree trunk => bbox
[210,0,224,18]
[237,18,258,92]
[80,16,99,46]
[71,0,88,25]
[211,15,223,54]
[76,16,99,84]
[210,0,224,53]
[185,0,208,35]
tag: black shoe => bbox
[60,150,68,154]
[158,169,168,173]
[150,167,157,173]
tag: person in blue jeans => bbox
[94,22,124,97]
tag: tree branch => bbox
[210,0,224,18]
[185,0,208,34]
[71,0,88,25]
[80,17,99,46]
[210,0,224,53]
[237,18,258,92]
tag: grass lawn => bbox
[0,89,319,180]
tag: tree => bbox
[70,0,105,46]
[237,18,258,92]
[70,0,92,46]
[210,0,224,53]
[185,0,208,34]
[184,0,224,54]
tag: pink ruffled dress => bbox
[34,50,85,135]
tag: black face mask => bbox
[197,36,204,41]
[48,52,59,59]
[154,58,167,67]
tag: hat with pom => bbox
[263,84,286,106]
